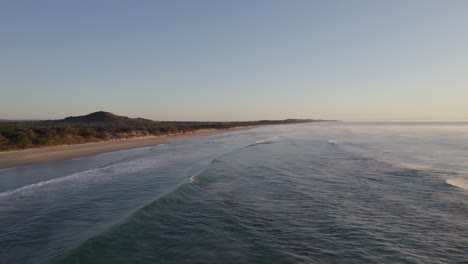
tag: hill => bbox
[60,111,130,123]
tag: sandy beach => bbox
[0,129,229,169]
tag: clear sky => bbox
[1,0,467,121]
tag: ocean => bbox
[0,122,467,263]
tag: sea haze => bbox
[0,122,467,263]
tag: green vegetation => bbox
[0,111,322,151]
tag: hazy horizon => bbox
[2,1,468,121]
[1,110,468,123]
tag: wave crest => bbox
[0,158,157,199]
[446,178,468,191]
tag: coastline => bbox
[0,128,236,169]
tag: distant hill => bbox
[59,111,133,123]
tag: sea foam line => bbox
[254,136,280,145]
[0,157,157,199]
[0,169,95,198]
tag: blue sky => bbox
[1,0,467,121]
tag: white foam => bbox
[0,166,22,173]
[190,175,196,183]
[0,157,158,199]
[0,169,94,198]
[255,136,280,145]
[188,157,218,184]
[447,178,468,191]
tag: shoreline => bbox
[0,128,239,169]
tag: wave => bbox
[189,175,196,183]
[58,151,229,263]
[189,157,222,184]
[238,136,282,150]
[58,169,210,262]
[0,157,158,199]
[446,178,468,191]
[0,169,95,199]
[149,143,168,151]
[332,139,468,176]
[325,140,468,191]
[0,166,19,173]
[255,136,280,145]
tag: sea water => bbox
[0,122,467,263]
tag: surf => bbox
[447,177,468,191]
[0,157,159,199]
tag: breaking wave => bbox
[0,157,158,199]
[447,177,468,191]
